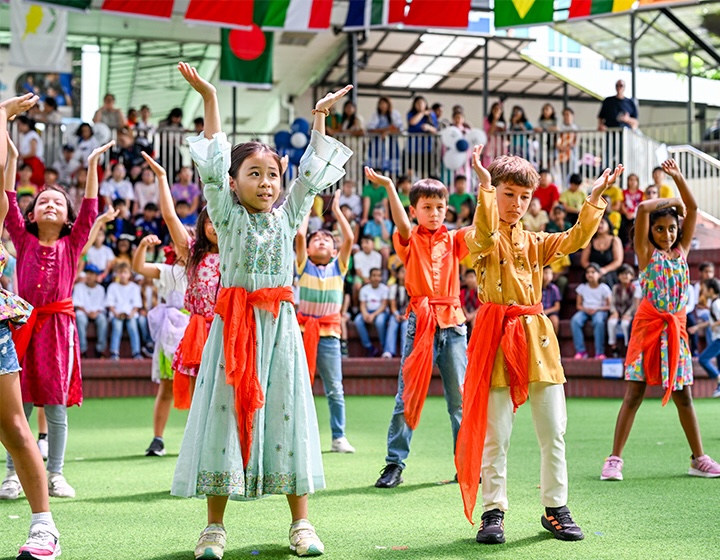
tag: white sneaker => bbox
[712,385,720,398]
[289,520,324,557]
[381,351,393,359]
[38,438,48,461]
[0,471,22,500]
[194,524,226,559]
[47,473,75,498]
[330,437,356,453]
[17,523,61,559]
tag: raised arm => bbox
[295,211,310,271]
[465,145,499,259]
[142,152,190,259]
[80,207,119,258]
[364,167,411,240]
[86,141,115,199]
[178,62,220,140]
[3,134,17,194]
[634,194,687,270]
[313,85,353,137]
[663,159,697,255]
[331,189,354,267]
[132,234,162,280]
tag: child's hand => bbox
[364,167,394,191]
[0,93,39,119]
[88,141,115,165]
[589,164,624,202]
[315,85,353,113]
[331,189,341,216]
[674,197,686,217]
[471,145,492,189]
[178,61,217,99]
[141,152,167,178]
[661,159,682,179]
[140,234,161,247]
[98,207,119,224]
[280,154,289,174]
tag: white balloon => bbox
[440,126,463,149]
[290,131,308,149]
[443,149,467,171]
[466,128,488,148]
[93,122,112,145]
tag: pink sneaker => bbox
[600,455,624,481]
[595,354,607,360]
[689,455,720,478]
[573,352,588,359]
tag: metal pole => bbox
[687,51,693,144]
[232,87,237,145]
[348,32,359,105]
[630,12,638,107]
[483,39,489,117]
[563,82,568,109]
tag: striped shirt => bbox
[297,255,348,338]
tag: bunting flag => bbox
[185,0,253,29]
[568,0,635,19]
[344,0,394,29]
[31,0,91,11]
[9,0,69,72]
[262,0,333,30]
[493,0,555,28]
[101,0,173,20]
[220,27,274,90]
[403,0,472,28]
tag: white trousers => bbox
[482,383,568,512]
[607,316,631,345]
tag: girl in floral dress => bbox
[171,62,352,559]
[601,159,720,481]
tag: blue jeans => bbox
[75,310,108,353]
[110,316,141,356]
[315,337,346,440]
[353,310,388,349]
[571,310,608,355]
[385,313,467,469]
[699,338,720,380]
[384,314,409,357]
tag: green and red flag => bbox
[568,0,635,19]
[493,0,555,28]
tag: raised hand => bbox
[331,189,341,216]
[98,206,120,224]
[141,151,167,178]
[589,164,624,202]
[315,85,353,113]
[661,159,682,179]
[140,234,161,246]
[0,93,39,119]
[364,166,394,190]
[471,145,491,189]
[88,140,115,166]
[178,61,216,99]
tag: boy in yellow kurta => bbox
[455,145,623,544]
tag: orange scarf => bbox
[173,314,213,410]
[297,312,342,385]
[455,301,543,525]
[215,285,294,468]
[12,298,75,361]
[401,296,461,430]
[625,297,688,406]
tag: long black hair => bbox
[24,186,77,239]
[648,207,682,250]
[186,208,217,281]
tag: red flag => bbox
[403,0,471,28]
[185,0,254,29]
[101,0,173,19]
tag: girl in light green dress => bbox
[170,63,353,559]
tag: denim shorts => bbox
[0,321,21,375]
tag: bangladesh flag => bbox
[220,27,274,90]
[32,0,91,10]
[494,0,555,28]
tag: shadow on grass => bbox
[72,490,177,504]
[314,481,444,498]
[363,534,551,558]
[146,544,290,559]
[71,453,179,463]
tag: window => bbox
[549,56,561,67]
[600,59,614,71]
[567,39,581,54]
[567,57,581,68]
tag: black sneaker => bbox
[375,464,403,488]
[476,509,505,544]
[145,437,166,457]
[541,506,584,541]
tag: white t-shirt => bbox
[75,136,100,166]
[105,281,142,316]
[338,193,362,218]
[577,282,612,310]
[100,178,135,201]
[72,282,106,313]
[153,264,188,308]
[354,250,382,279]
[86,244,116,271]
[359,283,389,313]
[19,130,44,161]
[134,181,159,212]
[52,157,80,187]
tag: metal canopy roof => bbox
[318,29,601,102]
[552,0,720,74]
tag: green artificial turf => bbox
[1,396,720,559]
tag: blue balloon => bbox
[274,130,292,149]
[290,118,311,135]
[288,148,303,167]
[455,138,470,152]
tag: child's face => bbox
[543,267,553,286]
[231,152,282,214]
[94,230,106,246]
[569,182,579,192]
[143,209,156,221]
[85,272,98,287]
[29,190,68,228]
[307,232,336,265]
[117,269,131,284]
[178,167,192,183]
[585,267,601,284]
[142,169,155,184]
[627,175,639,190]
[112,165,126,181]
[454,179,467,194]
[341,206,354,221]
[652,169,665,185]
[410,195,446,231]
[360,238,373,253]
[396,267,406,282]
[553,208,566,222]
[204,219,218,246]
[539,172,551,187]
[645,186,659,199]
[528,198,541,216]
[44,172,58,186]
[702,265,715,281]
[650,214,678,251]
[370,269,382,287]
[19,167,32,182]
[176,204,190,218]
[76,168,87,185]
[342,182,354,196]
[373,207,385,222]
[63,149,74,162]
[398,180,411,194]
[563,109,573,124]
[115,203,129,218]
[18,195,33,213]
[619,271,633,286]
[465,272,477,290]
[497,183,533,225]
[117,239,131,254]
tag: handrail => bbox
[667,144,720,168]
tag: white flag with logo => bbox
[9,0,69,72]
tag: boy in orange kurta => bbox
[456,146,623,544]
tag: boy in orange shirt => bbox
[364,167,471,489]
[456,145,622,544]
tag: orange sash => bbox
[12,298,75,361]
[215,285,294,468]
[455,301,543,525]
[173,313,213,410]
[401,296,461,430]
[625,297,688,406]
[296,312,342,385]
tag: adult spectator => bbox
[35,97,62,125]
[158,107,184,130]
[580,216,624,287]
[16,115,45,186]
[366,96,403,174]
[508,105,533,158]
[557,107,579,177]
[597,80,638,131]
[135,104,156,148]
[535,103,558,169]
[93,93,126,130]
[406,96,438,177]
[193,117,205,134]
[158,107,185,177]
[432,103,450,129]
[339,100,364,135]
[482,101,506,165]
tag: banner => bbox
[220,27,273,90]
[185,0,253,29]
[494,0,555,28]
[403,0,472,28]
[101,0,173,20]
[9,0,69,72]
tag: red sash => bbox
[12,298,75,361]
[173,313,213,409]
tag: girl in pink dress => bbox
[1,130,113,501]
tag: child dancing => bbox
[170,62,352,559]
[601,159,720,481]
[456,145,623,544]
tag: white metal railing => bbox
[667,145,720,220]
